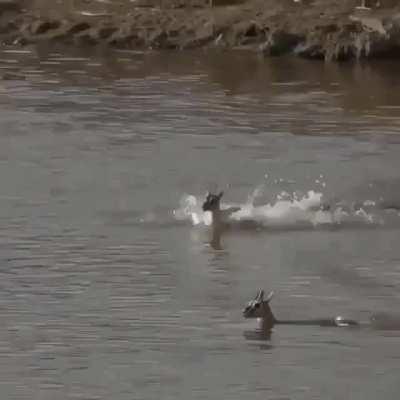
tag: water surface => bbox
[1,46,400,400]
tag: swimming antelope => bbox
[243,290,359,332]
[202,191,241,249]
[202,191,241,226]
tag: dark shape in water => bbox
[242,289,400,340]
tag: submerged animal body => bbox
[243,290,400,336]
[243,290,361,333]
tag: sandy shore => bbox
[1,0,400,61]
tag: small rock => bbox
[30,20,61,36]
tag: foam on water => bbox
[173,186,385,230]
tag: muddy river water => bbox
[1,45,400,399]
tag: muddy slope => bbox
[2,0,400,61]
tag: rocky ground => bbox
[1,0,400,61]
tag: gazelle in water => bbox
[202,191,241,249]
[202,191,241,225]
[243,290,359,333]
[243,290,400,337]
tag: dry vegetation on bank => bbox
[1,0,400,61]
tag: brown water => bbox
[1,45,400,400]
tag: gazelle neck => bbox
[210,208,223,224]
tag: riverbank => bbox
[2,0,400,61]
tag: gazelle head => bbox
[243,290,276,323]
[202,191,224,212]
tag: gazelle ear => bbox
[256,289,264,301]
[218,191,224,199]
[265,291,274,303]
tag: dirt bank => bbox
[2,0,400,61]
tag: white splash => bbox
[173,187,379,230]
